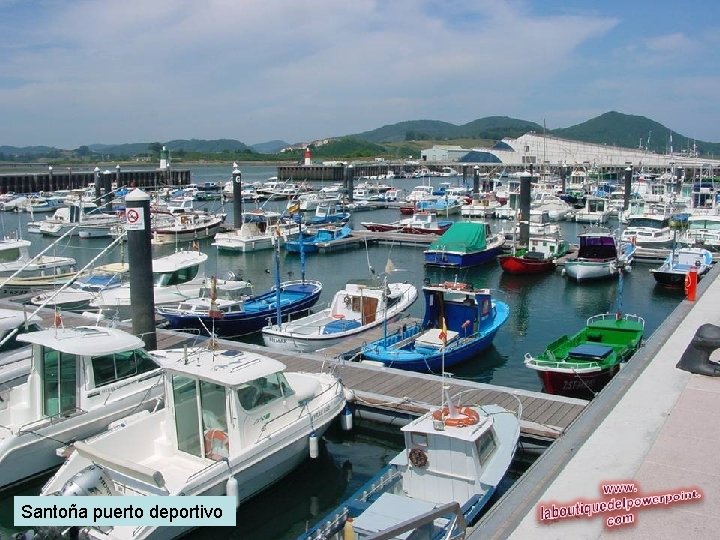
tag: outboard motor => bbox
[676,323,720,377]
[60,465,116,497]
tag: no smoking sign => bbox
[125,208,145,230]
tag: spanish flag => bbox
[287,202,300,214]
[438,317,447,345]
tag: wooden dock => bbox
[9,305,587,442]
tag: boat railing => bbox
[18,406,87,434]
[586,312,646,328]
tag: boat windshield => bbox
[236,372,293,411]
[154,265,200,286]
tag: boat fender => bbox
[343,518,356,540]
[432,406,481,427]
[343,388,356,403]
[340,406,353,432]
[309,432,319,459]
[225,476,240,507]
[408,448,428,468]
[204,429,229,461]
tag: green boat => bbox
[524,313,645,399]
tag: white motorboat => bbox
[89,250,251,320]
[30,262,129,311]
[574,195,611,224]
[262,278,418,353]
[151,210,225,245]
[302,395,520,539]
[212,210,298,252]
[37,203,123,237]
[0,237,76,279]
[40,345,347,540]
[0,309,43,396]
[0,325,163,489]
[564,228,635,282]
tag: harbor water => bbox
[0,164,684,539]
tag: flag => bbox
[287,202,300,214]
[438,317,447,345]
[384,258,396,274]
[54,307,62,328]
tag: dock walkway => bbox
[5,303,586,443]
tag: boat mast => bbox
[274,228,282,330]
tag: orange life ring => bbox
[408,448,428,468]
[204,429,229,460]
[432,406,480,427]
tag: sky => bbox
[1,0,719,149]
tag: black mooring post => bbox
[518,171,533,248]
[232,166,243,228]
[623,166,632,211]
[125,188,156,351]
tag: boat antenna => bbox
[615,267,624,319]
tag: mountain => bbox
[88,139,251,157]
[0,145,59,157]
[550,111,720,156]
[351,116,544,143]
[251,140,290,154]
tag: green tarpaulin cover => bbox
[428,222,487,253]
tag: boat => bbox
[423,221,505,268]
[302,201,350,226]
[39,344,347,540]
[157,276,323,337]
[0,237,76,279]
[89,250,252,320]
[261,277,418,353]
[620,214,675,249]
[29,262,129,311]
[498,218,570,275]
[563,228,635,282]
[212,210,298,252]
[301,396,520,540]
[650,247,713,288]
[0,309,43,395]
[151,210,225,244]
[285,224,353,253]
[573,195,611,224]
[37,203,123,238]
[524,312,645,398]
[361,282,509,372]
[362,212,453,235]
[0,325,163,489]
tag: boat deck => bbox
[4,303,587,442]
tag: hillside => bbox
[352,116,543,143]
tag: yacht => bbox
[212,210,299,252]
[40,345,347,540]
[0,309,43,395]
[0,237,76,282]
[0,325,163,489]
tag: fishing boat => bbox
[157,276,322,337]
[563,228,635,282]
[361,282,509,372]
[0,325,163,489]
[29,262,130,311]
[151,210,225,244]
[88,250,252,320]
[573,195,611,224]
[423,221,505,268]
[261,277,417,353]
[285,224,353,253]
[301,395,520,540]
[302,201,350,226]
[524,312,645,399]
[650,247,713,288]
[212,210,298,252]
[39,345,347,540]
[498,225,570,275]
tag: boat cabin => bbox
[151,251,207,287]
[577,233,618,260]
[421,284,494,342]
[0,327,161,430]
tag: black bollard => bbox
[518,171,532,248]
[345,165,354,202]
[125,189,157,351]
[623,166,632,211]
[676,324,720,376]
[93,166,101,202]
[560,165,567,194]
[232,166,243,228]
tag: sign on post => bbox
[125,208,145,230]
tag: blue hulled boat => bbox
[423,221,505,268]
[156,277,322,337]
[361,281,509,372]
[285,224,352,253]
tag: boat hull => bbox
[563,260,617,281]
[498,255,556,274]
[159,281,322,337]
[424,246,503,268]
[534,365,619,400]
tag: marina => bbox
[0,164,711,539]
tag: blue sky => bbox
[1,0,718,148]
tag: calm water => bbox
[0,164,684,539]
